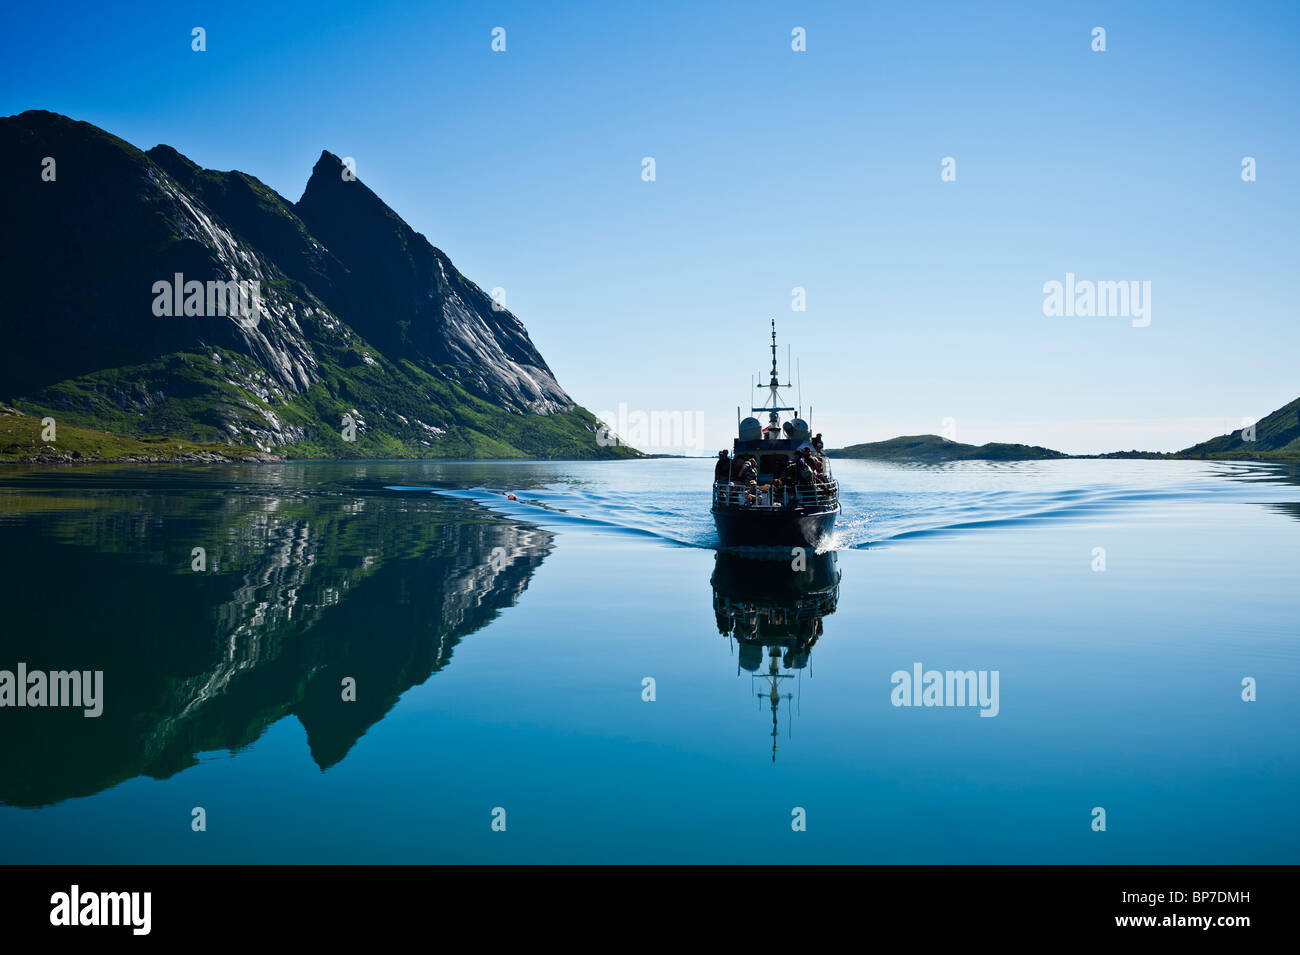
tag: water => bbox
[0,458,1296,863]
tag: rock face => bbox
[0,110,626,459]
[295,151,572,414]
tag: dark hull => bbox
[712,505,838,549]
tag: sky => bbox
[2,0,1296,454]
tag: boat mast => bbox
[759,650,794,762]
[754,319,795,434]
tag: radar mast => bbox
[754,319,796,435]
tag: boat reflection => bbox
[711,550,841,760]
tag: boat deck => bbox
[712,479,839,511]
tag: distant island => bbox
[829,435,1065,463]
[829,396,1300,464]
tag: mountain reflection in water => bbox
[0,482,552,807]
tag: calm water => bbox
[0,458,1297,863]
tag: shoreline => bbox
[2,452,1295,467]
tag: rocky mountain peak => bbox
[295,148,573,413]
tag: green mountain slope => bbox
[1177,397,1300,459]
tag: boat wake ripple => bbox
[386,460,1298,552]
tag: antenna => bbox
[797,359,802,419]
[769,318,778,386]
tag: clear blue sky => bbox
[2,0,1296,453]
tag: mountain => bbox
[1176,397,1300,459]
[829,434,1067,462]
[0,110,633,460]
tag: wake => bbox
[386,462,1290,552]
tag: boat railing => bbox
[712,479,839,510]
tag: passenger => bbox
[812,433,824,453]
[776,475,796,506]
[796,453,816,485]
[779,455,801,486]
[743,479,759,507]
[738,456,758,483]
[730,453,746,482]
[714,450,731,483]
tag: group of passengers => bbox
[713,445,830,506]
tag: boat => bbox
[711,321,840,548]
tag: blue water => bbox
[0,458,1296,862]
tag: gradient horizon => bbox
[1,0,1295,454]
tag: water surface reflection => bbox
[711,551,841,760]
[0,484,552,807]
